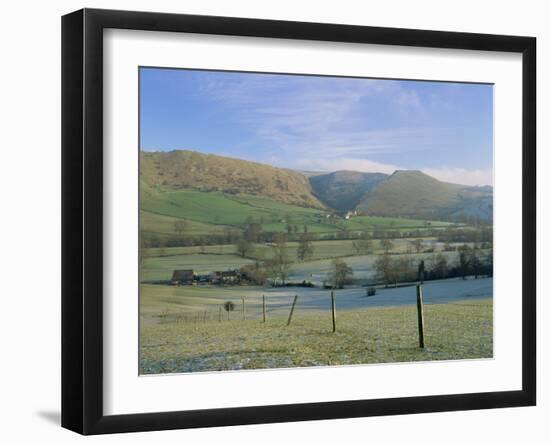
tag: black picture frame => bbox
[62,8,536,435]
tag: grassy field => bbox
[140,184,453,239]
[140,299,493,374]
[139,238,485,283]
[140,210,227,238]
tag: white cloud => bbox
[194,73,493,187]
[200,74,434,160]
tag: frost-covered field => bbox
[140,277,492,324]
[140,298,493,374]
[139,276,493,373]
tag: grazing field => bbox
[140,183,454,240]
[140,298,493,374]
[140,210,227,238]
[141,185,328,230]
[140,241,487,283]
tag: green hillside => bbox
[357,170,492,220]
[140,179,450,241]
[141,150,324,209]
[141,182,335,232]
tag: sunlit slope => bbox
[357,170,492,221]
[141,150,325,209]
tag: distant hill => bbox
[140,150,325,209]
[356,170,492,221]
[140,150,492,222]
[309,170,388,211]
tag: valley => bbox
[139,149,493,374]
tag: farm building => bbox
[210,270,241,285]
[220,270,240,284]
[171,269,195,285]
[334,210,357,219]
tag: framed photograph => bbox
[62,8,536,435]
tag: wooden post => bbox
[262,295,266,323]
[331,291,336,333]
[242,297,245,320]
[218,306,222,322]
[287,295,298,326]
[416,285,425,348]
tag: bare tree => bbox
[224,226,238,244]
[374,253,394,288]
[266,238,292,285]
[431,253,449,279]
[328,259,353,289]
[353,237,372,255]
[236,238,252,257]
[458,245,471,279]
[244,223,262,242]
[393,256,414,286]
[380,238,395,254]
[469,247,482,279]
[297,233,314,261]
[417,259,425,283]
[411,238,424,253]
[240,262,267,285]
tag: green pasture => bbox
[140,184,453,239]
[141,186,325,227]
[140,210,227,237]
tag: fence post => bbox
[331,291,336,333]
[219,306,222,322]
[242,297,245,320]
[416,285,425,348]
[262,295,266,323]
[287,295,298,326]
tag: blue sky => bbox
[140,68,493,186]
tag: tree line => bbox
[374,245,493,288]
[140,216,494,250]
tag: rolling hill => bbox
[356,170,492,221]
[140,150,492,222]
[140,150,324,209]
